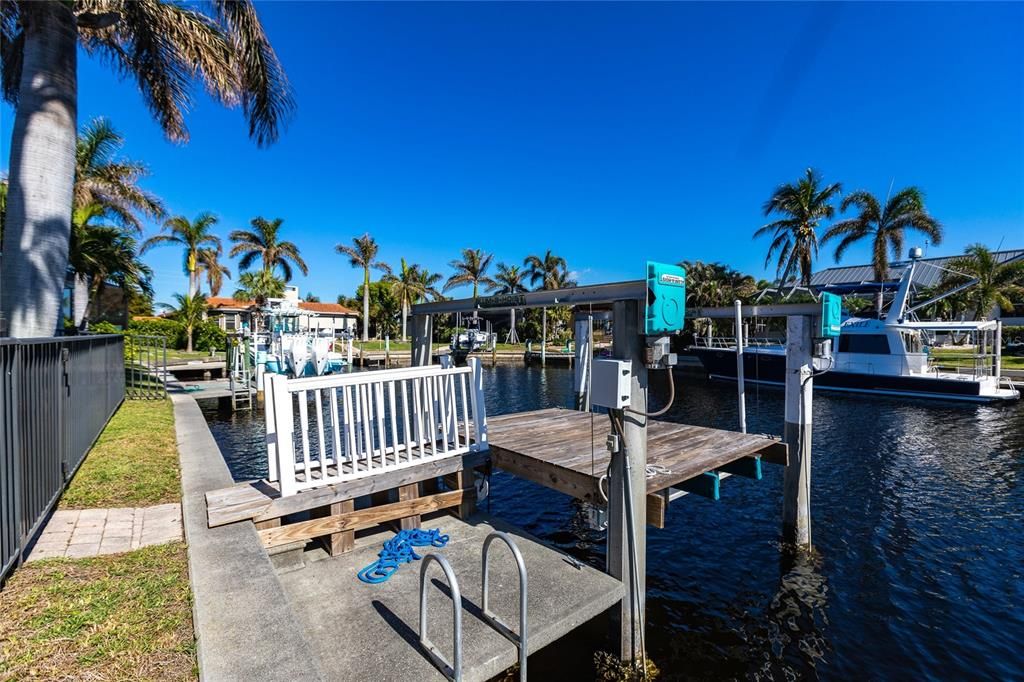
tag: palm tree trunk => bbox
[0,4,78,337]
[186,324,193,352]
[72,273,90,328]
[362,268,370,341]
[401,298,408,342]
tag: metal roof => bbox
[809,249,1024,290]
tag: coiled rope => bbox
[357,528,449,584]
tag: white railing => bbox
[264,358,488,497]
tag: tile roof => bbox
[298,301,358,315]
[207,296,255,309]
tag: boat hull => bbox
[689,348,1017,403]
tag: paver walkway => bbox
[27,503,183,561]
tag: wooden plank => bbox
[490,443,602,502]
[397,483,420,531]
[329,500,354,555]
[255,517,281,531]
[257,489,470,549]
[646,494,666,529]
[206,450,490,527]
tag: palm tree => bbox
[681,260,757,308]
[234,269,285,306]
[445,248,496,298]
[75,117,165,232]
[228,217,308,282]
[823,186,942,309]
[162,293,208,353]
[1,1,293,337]
[381,258,441,342]
[336,233,387,341]
[142,213,222,298]
[754,169,842,287]
[197,247,231,297]
[937,245,1024,320]
[69,202,153,324]
[523,250,569,290]
[489,263,529,343]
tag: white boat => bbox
[691,250,1020,403]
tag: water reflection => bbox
[198,365,1024,679]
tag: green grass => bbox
[61,398,181,509]
[160,349,225,363]
[0,542,196,681]
[351,340,532,353]
[929,347,1024,370]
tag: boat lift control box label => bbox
[820,292,841,337]
[645,261,687,336]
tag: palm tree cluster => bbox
[936,245,1024,320]
[754,168,943,291]
[1,0,292,337]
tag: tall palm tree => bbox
[445,248,496,298]
[336,233,387,341]
[381,258,441,342]
[1,1,293,337]
[754,169,842,287]
[197,247,231,297]
[75,117,164,232]
[680,260,757,307]
[142,213,221,298]
[823,186,942,309]
[233,269,285,306]
[523,250,569,290]
[228,217,308,281]
[489,263,529,343]
[938,245,1024,320]
[162,293,207,353]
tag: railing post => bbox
[268,374,298,496]
[264,373,279,482]
[412,314,432,367]
[467,357,487,451]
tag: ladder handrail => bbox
[419,553,463,681]
[481,531,528,681]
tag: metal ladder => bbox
[419,531,529,681]
[228,336,253,411]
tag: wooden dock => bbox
[487,408,788,527]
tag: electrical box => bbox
[820,292,841,338]
[645,261,687,336]
[591,359,632,409]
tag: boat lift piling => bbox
[735,299,747,434]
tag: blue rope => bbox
[357,528,449,584]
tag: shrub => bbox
[192,321,227,353]
[128,318,185,349]
[89,321,122,335]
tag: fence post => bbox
[264,373,279,482]
[269,374,298,496]
[468,357,487,451]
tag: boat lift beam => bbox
[411,280,647,315]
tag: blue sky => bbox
[2,1,1022,305]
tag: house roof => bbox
[810,248,1024,292]
[207,296,256,310]
[299,301,358,316]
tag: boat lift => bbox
[412,264,840,664]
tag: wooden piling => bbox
[609,299,648,662]
[573,316,591,410]
[782,315,812,549]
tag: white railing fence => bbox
[265,358,488,497]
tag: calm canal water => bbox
[199,366,1024,680]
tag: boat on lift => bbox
[450,316,496,364]
[690,248,1020,403]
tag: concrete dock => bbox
[279,513,623,681]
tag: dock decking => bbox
[487,408,788,527]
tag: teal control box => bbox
[645,261,687,335]
[820,292,841,338]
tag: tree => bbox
[938,245,1024,320]
[445,248,496,298]
[69,202,153,323]
[305,293,321,303]
[823,186,942,309]
[142,213,221,298]
[228,216,307,281]
[74,117,164,232]
[681,260,757,308]
[489,263,529,343]
[354,281,400,339]
[233,269,284,306]
[197,247,231,297]
[162,293,207,352]
[1,1,293,337]
[336,233,387,341]
[381,258,441,341]
[523,250,569,290]
[754,169,842,287]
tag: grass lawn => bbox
[929,348,1024,370]
[60,398,181,509]
[0,542,196,681]
[351,340,531,353]
[159,349,225,363]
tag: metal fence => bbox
[1,335,125,584]
[125,334,167,399]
